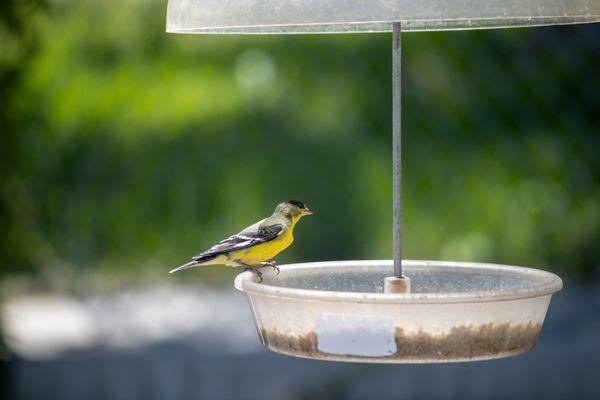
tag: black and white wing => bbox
[193,220,283,262]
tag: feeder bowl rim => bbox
[234,259,563,304]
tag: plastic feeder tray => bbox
[235,260,562,363]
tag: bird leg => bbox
[239,261,280,282]
[256,261,280,275]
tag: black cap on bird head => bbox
[275,200,313,217]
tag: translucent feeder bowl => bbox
[235,260,562,363]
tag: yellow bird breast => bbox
[232,228,294,264]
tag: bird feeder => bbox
[166,0,598,363]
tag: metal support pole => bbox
[385,22,410,293]
[392,22,402,278]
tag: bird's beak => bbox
[302,208,313,216]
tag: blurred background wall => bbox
[1,0,599,399]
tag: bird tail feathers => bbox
[169,254,219,273]
[169,260,199,274]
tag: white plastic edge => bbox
[234,260,564,304]
[167,0,600,34]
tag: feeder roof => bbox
[167,0,600,34]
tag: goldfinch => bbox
[170,200,312,281]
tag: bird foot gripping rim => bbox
[244,262,280,283]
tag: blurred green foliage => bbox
[1,0,599,286]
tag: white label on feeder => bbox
[315,313,397,357]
